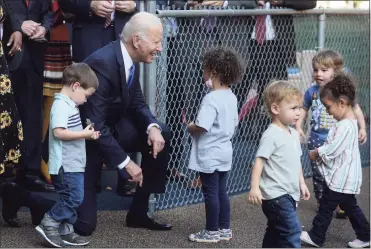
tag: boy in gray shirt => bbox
[248,80,310,248]
[35,64,100,248]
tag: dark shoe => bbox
[61,232,89,246]
[126,216,172,231]
[35,225,66,248]
[1,182,22,227]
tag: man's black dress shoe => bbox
[126,217,172,230]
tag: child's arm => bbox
[187,122,207,135]
[53,124,99,141]
[248,157,264,205]
[295,108,308,141]
[310,122,351,167]
[353,103,367,144]
[299,166,310,200]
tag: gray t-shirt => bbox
[188,89,238,173]
[256,124,302,201]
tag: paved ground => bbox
[0,167,369,248]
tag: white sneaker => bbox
[348,239,370,248]
[189,229,220,243]
[219,229,232,241]
[300,231,320,248]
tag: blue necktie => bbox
[127,64,135,88]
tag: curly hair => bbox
[202,46,245,86]
[320,72,356,107]
[263,80,303,117]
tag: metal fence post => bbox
[317,12,326,50]
[144,0,158,218]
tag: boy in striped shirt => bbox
[36,63,100,248]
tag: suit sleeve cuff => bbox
[147,123,161,134]
[117,156,130,170]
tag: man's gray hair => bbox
[120,12,162,43]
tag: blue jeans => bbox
[199,171,230,231]
[309,186,370,247]
[47,167,84,225]
[261,194,301,248]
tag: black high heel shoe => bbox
[0,182,22,227]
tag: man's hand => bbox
[7,31,22,56]
[21,20,40,37]
[359,128,367,145]
[201,0,224,7]
[270,0,284,7]
[90,1,115,18]
[125,160,143,187]
[148,127,165,159]
[300,183,310,200]
[115,0,136,13]
[257,0,265,7]
[248,187,263,205]
[30,26,47,40]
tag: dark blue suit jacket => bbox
[81,40,158,168]
[59,0,139,62]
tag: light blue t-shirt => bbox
[188,89,239,173]
[303,84,336,141]
[48,93,86,175]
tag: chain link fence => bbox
[150,8,370,210]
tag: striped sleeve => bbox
[317,121,352,167]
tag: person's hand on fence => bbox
[90,1,114,18]
[257,0,265,7]
[201,1,224,7]
[148,126,165,159]
[359,128,367,144]
[248,187,263,205]
[300,183,310,200]
[115,0,136,13]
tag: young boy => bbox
[295,50,367,217]
[35,63,100,248]
[248,80,310,248]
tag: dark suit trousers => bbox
[11,66,44,172]
[74,120,170,236]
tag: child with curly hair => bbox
[187,47,244,243]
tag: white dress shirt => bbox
[117,42,160,170]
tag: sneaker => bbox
[300,231,320,248]
[189,229,220,243]
[335,207,348,219]
[61,232,90,246]
[219,229,232,241]
[348,239,370,248]
[35,225,65,248]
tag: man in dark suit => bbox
[59,0,140,196]
[59,0,139,63]
[3,0,53,181]
[74,12,172,236]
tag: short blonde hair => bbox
[312,49,344,72]
[263,80,303,117]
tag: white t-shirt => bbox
[188,89,238,173]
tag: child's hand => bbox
[297,128,306,144]
[300,183,310,200]
[187,121,195,133]
[248,187,263,205]
[309,149,318,161]
[359,128,367,145]
[90,131,101,140]
[83,124,95,139]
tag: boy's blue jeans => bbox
[199,171,230,231]
[261,194,301,248]
[42,167,84,235]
